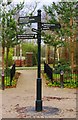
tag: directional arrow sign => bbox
[18,16,40,24]
[41,23,61,30]
[32,28,38,33]
[17,34,37,39]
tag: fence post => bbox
[10,68,12,86]
[51,68,53,83]
[44,62,46,73]
[44,62,53,83]
[10,63,16,86]
[14,64,15,75]
[2,73,5,90]
[60,70,64,88]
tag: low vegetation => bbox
[43,73,78,88]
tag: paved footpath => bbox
[2,70,76,118]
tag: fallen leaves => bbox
[43,96,70,101]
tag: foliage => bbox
[0,1,39,68]
[43,2,78,70]
[42,31,65,67]
[4,76,17,87]
[48,80,77,88]
[4,67,10,77]
[44,72,78,88]
[54,59,71,74]
[4,71,20,87]
[4,48,14,67]
[22,43,38,65]
[1,2,24,47]
[0,2,25,70]
[43,2,77,36]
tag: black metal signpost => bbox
[17,9,61,112]
[41,23,61,30]
[17,34,37,39]
[36,10,42,111]
[18,16,40,24]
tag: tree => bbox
[0,1,25,77]
[2,2,24,69]
[43,2,77,72]
[76,3,78,65]
[42,31,65,68]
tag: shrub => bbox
[4,48,14,67]
[4,67,10,77]
[54,59,71,74]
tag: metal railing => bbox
[4,63,16,87]
[44,62,78,88]
[10,63,15,86]
[44,62,53,82]
[53,70,78,88]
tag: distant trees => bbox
[1,2,24,70]
[0,1,39,70]
[42,32,65,68]
[43,2,77,72]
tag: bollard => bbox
[2,73,5,90]
[60,70,64,88]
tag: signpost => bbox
[32,28,38,33]
[41,23,61,30]
[18,16,40,24]
[17,34,37,39]
[35,10,42,111]
[17,9,61,112]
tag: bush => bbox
[4,48,14,67]
[54,59,71,74]
[73,66,78,72]
[4,67,10,77]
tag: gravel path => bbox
[2,70,76,118]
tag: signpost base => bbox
[35,78,42,112]
[2,73,5,90]
[35,100,42,111]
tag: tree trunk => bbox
[76,49,78,65]
[6,47,9,69]
[45,44,50,64]
[76,15,78,69]
[70,17,74,73]
[53,46,57,68]
[2,47,5,74]
[48,45,50,64]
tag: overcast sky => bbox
[12,0,59,12]
[12,0,59,5]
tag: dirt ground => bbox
[1,70,76,118]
